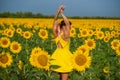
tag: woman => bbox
[51,5,73,80]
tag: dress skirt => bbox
[51,48,73,73]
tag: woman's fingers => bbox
[61,5,65,10]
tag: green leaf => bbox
[50,65,61,69]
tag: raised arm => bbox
[60,9,70,38]
[60,12,70,27]
[53,6,62,37]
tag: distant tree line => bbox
[0,12,53,18]
[0,12,120,19]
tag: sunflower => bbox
[70,27,76,37]
[93,31,97,36]
[88,29,94,37]
[31,47,42,55]
[111,31,117,38]
[0,37,11,48]
[29,47,42,67]
[116,45,120,56]
[25,24,32,29]
[95,27,101,31]
[31,29,35,33]
[85,38,96,50]
[114,32,119,38]
[34,25,40,30]
[77,33,81,38]
[80,28,88,37]
[103,67,109,73]
[16,28,23,36]
[109,26,114,30]
[10,41,22,54]
[111,39,120,50]
[104,36,110,43]
[111,31,115,36]
[77,45,89,54]
[117,30,120,35]
[38,29,48,40]
[2,29,9,36]
[0,52,13,68]
[9,26,15,32]
[29,49,50,70]
[96,31,104,40]
[23,31,32,39]
[72,50,91,72]
[18,60,23,70]
[6,29,14,38]
[105,31,110,36]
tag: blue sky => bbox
[0,0,120,17]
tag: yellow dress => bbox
[51,33,73,73]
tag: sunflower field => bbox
[0,18,120,80]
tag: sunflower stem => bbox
[108,72,110,80]
[25,39,29,59]
[23,39,29,79]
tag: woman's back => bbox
[55,32,70,50]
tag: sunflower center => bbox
[118,31,120,34]
[105,37,109,41]
[38,54,48,66]
[8,32,12,36]
[89,31,92,34]
[104,67,109,73]
[71,30,74,33]
[75,54,87,66]
[82,31,87,35]
[113,42,118,47]
[0,54,8,64]
[25,33,29,37]
[2,39,8,45]
[41,31,46,36]
[98,33,102,37]
[13,44,19,50]
[18,29,21,32]
[105,37,108,40]
[87,41,93,47]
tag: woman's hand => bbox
[58,5,65,13]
